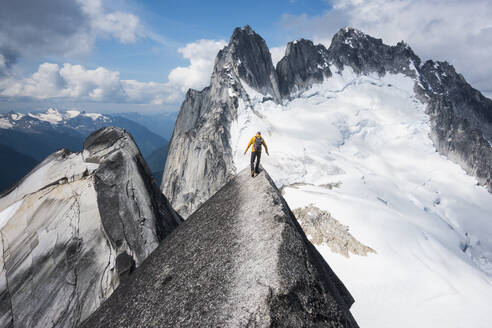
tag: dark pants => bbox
[250,151,261,173]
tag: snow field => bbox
[230,67,492,328]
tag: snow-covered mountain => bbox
[163,26,492,327]
[0,108,169,191]
[0,127,181,328]
[0,108,168,157]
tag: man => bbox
[244,131,269,177]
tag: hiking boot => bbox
[251,170,255,177]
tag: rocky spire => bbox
[215,25,281,102]
[161,25,282,218]
[276,39,331,97]
[0,127,181,328]
[328,27,420,77]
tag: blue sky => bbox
[87,0,329,82]
[0,0,491,113]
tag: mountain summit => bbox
[162,25,492,327]
[163,25,492,219]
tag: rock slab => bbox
[82,168,358,328]
[0,127,181,328]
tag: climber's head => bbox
[256,131,261,136]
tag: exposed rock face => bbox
[161,25,281,218]
[326,28,492,192]
[82,169,358,328]
[327,27,420,77]
[0,127,180,328]
[163,25,492,216]
[293,205,375,257]
[276,39,331,97]
[417,61,492,191]
[227,25,281,101]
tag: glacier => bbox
[230,67,492,327]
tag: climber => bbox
[244,131,269,177]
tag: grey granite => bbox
[82,168,358,328]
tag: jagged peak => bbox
[330,26,380,49]
[241,24,254,34]
[337,26,370,39]
[230,24,262,45]
[283,38,328,57]
[214,25,281,102]
[286,38,314,49]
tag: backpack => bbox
[254,136,263,152]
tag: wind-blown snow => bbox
[230,67,492,328]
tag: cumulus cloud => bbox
[279,0,492,96]
[0,0,143,71]
[78,0,143,44]
[0,63,174,104]
[0,37,227,105]
[168,39,227,92]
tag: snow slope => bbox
[230,67,492,328]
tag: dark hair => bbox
[257,131,261,135]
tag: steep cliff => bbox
[417,61,492,191]
[82,168,358,328]
[276,39,331,98]
[163,26,492,220]
[160,25,492,326]
[161,25,281,218]
[0,127,181,328]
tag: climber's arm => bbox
[244,137,254,154]
[262,138,269,155]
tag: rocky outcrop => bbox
[324,28,492,191]
[0,127,180,328]
[416,61,492,191]
[276,39,331,98]
[226,25,281,102]
[327,28,492,190]
[327,27,420,77]
[293,205,375,257]
[82,168,358,328]
[161,25,281,218]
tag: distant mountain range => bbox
[110,111,178,139]
[0,108,173,192]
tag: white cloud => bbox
[280,0,492,95]
[0,63,174,104]
[168,39,226,92]
[270,46,286,66]
[0,38,227,105]
[78,0,143,44]
[0,0,145,70]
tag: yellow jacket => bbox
[245,135,268,153]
